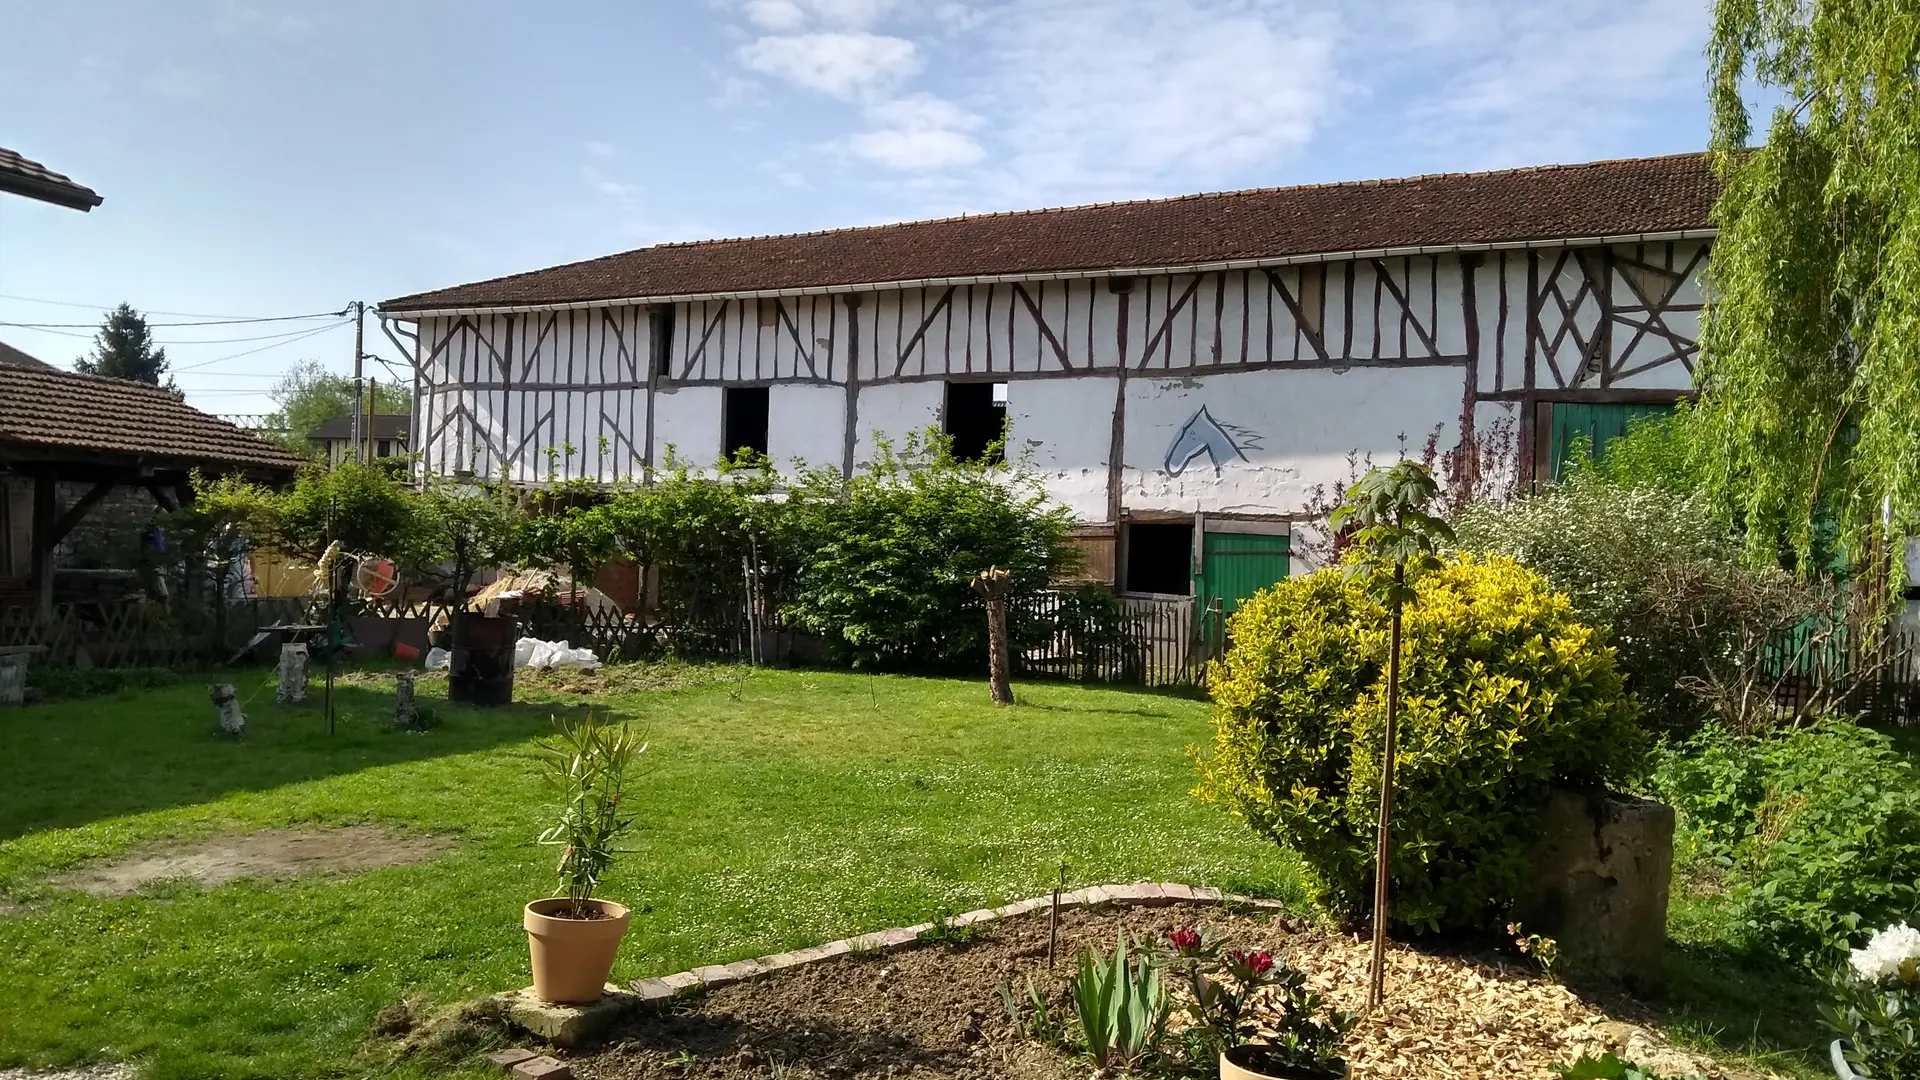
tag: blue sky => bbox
[0,0,1714,418]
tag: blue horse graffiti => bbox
[1163,406,1261,476]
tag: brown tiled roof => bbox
[0,146,102,212]
[0,366,302,474]
[382,152,1717,314]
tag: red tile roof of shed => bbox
[0,365,302,474]
[381,152,1718,314]
[0,146,102,211]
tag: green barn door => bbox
[1194,526,1291,616]
[1546,401,1675,479]
[1193,524,1290,658]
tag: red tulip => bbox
[1169,927,1202,954]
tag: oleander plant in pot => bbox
[525,711,648,1004]
[1826,923,1920,1080]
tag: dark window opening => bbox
[377,439,392,457]
[945,381,1006,464]
[722,386,770,459]
[1125,521,1193,596]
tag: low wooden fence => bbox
[1764,626,1920,727]
[28,586,1920,718]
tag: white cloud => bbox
[1373,0,1710,167]
[735,31,921,100]
[981,1,1339,201]
[584,141,617,159]
[712,0,1710,214]
[739,0,895,31]
[849,95,985,169]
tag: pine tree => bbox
[75,303,174,388]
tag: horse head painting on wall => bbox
[1164,406,1261,477]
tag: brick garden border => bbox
[625,881,1286,1003]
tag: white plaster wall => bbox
[769,383,846,474]
[1007,376,1117,522]
[852,382,945,469]
[1121,366,1466,516]
[651,384,724,468]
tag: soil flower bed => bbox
[558,904,1768,1080]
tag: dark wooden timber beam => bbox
[48,480,115,547]
[30,474,55,618]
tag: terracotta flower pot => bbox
[524,897,631,1004]
[1221,1046,1349,1080]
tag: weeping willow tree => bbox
[1702,1,1920,596]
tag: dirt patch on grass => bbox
[567,904,1766,1080]
[53,825,452,898]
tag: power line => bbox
[171,321,352,372]
[0,320,354,346]
[0,291,349,322]
[0,310,347,330]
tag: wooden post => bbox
[1367,559,1405,1009]
[275,642,309,705]
[394,670,419,730]
[971,566,1013,705]
[30,472,54,620]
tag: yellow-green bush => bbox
[1196,553,1644,931]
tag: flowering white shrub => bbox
[1851,923,1920,986]
[1831,922,1920,1079]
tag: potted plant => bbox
[1155,926,1355,1080]
[1826,922,1920,1080]
[524,711,647,1004]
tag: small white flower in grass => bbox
[1850,923,1920,984]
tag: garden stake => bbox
[1048,862,1065,972]
[1327,461,1452,1012]
[1368,560,1404,1010]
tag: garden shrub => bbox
[1651,719,1920,964]
[507,432,1079,669]
[777,434,1078,668]
[1196,553,1643,932]
[34,666,181,701]
[1452,473,1823,732]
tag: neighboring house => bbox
[308,414,410,466]
[0,366,303,613]
[379,153,1711,601]
[0,341,54,369]
[0,145,102,212]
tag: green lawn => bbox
[0,667,1298,1079]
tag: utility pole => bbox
[349,301,366,459]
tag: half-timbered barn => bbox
[379,152,1714,597]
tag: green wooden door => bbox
[1547,402,1676,479]
[1194,529,1291,616]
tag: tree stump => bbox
[275,642,309,706]
[1520,788,1674,991]
[209,683,245,739]
[971,567,1014,705]
[394,671,420,730]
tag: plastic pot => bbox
[1221,1046,1349,1080]
[524,897,631,1004]
[1833,1040,1874,1080]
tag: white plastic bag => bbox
[424,646,451,670]
[514,636,600,670]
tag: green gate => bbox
[1547,401,1675,479]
